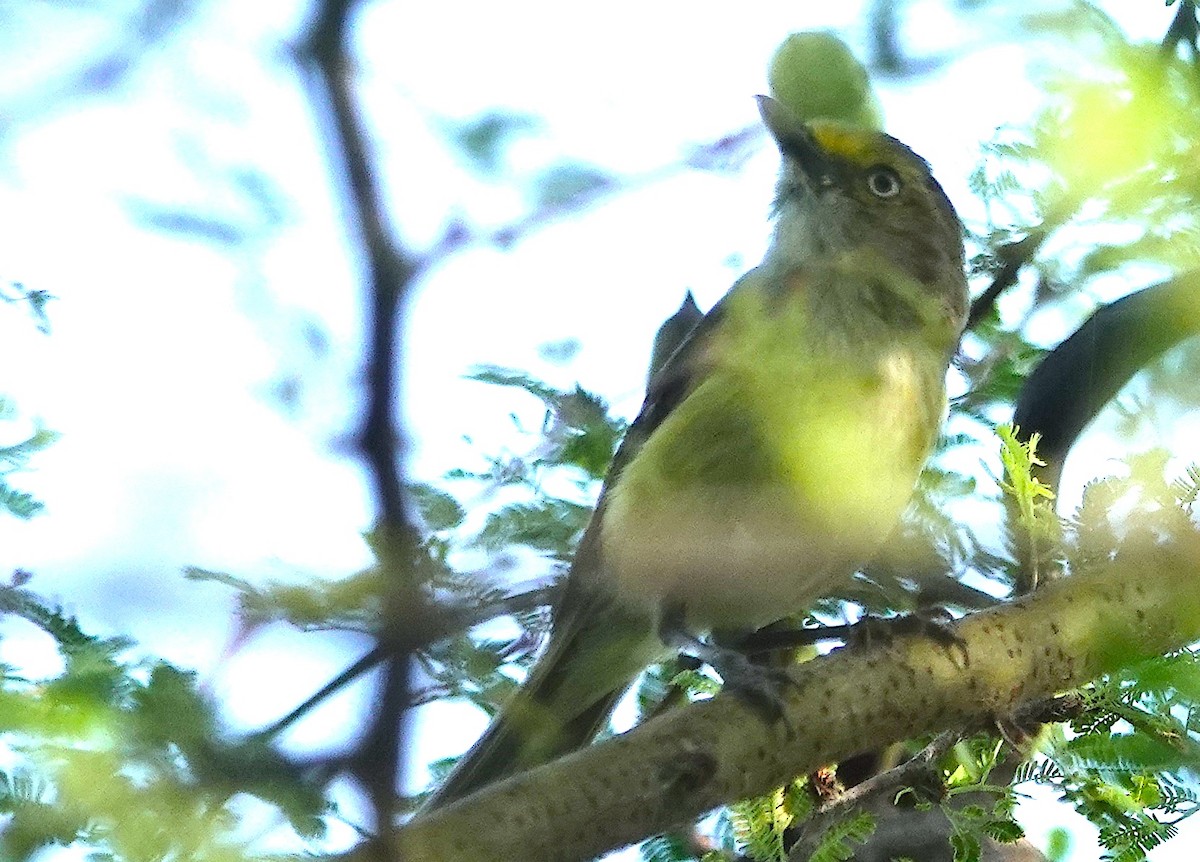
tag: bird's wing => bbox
[554,266,766,619]
[421,269,767,810]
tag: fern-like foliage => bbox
[805,811,876,862]
[997,423,1063,589]
[0,584,329,861]
[0,398,56,520]
[1002,452,1200,862]
[1,283,56,519]
[640,834,701,862]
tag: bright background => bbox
[0,0,1194,858]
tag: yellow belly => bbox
[600,292,944,630]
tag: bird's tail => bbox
[422,580,662,811]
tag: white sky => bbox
[1,0,1197,859]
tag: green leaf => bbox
[0,482,43,519]
[950,829,982,862]
[447,111,539,174]
[475,498,590,557]
[808,811,876,862]
[533,163,614,208]
[1046,826,1072,862]
[467,364,560,405]
[411,482,466,531]
[983,818,1025,843]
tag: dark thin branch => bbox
[251,583,558,740]
[1009,692,1085,727]
[1164,0,1199,56]
[966,229,1046,331]
[302,1,422,855]
[257,647,385,741]
[303,0,416,524]
[967,187,1094,332]
[787,730,959,862]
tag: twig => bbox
[965,229,1046,331]
[422,124,764,259]
[803,730,958,833]
[966,184,1095,332]
[251,583,558,740]
[1164,0,1199,57]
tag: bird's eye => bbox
[866,167,901,198]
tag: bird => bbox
[423,94,969,811]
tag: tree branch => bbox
[251,583,558,740]
[1012,271,1200,491]
[301,1,423,853]
[397,532,1200,862]
[1163,0,1199,56]
[786,731,959,862]
[966,229,1046,331]
[788,696,1081,862]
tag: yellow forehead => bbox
[809,122,886,167]
[811,120,912,175]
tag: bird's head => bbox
[757,95,968,330]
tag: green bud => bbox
[768,32,883,131]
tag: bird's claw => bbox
[854,610,968,668]
[704,645,801,730]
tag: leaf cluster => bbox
[1007,460,1200,861]
[0,584,329,861]
[1,283,56,519]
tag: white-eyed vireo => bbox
[426,95,969,810]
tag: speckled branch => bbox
[398,533,1200,862]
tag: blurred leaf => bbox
[184,566,382,631]
[1045,826,1072,862]
[126,202,247,246]
[532,162,614,208]
[475,498,590,558]
[446,111,539,174]
[1,282,53,333]
[537,338,581,364]
[411,482,466,531]
[467,365,560,405]
[0,483,43,519]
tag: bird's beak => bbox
[756,95,833,185]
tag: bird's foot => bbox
[853,609,968,668]
[658,608,799,728]
[706,648,801,728]
[736,620,857,654]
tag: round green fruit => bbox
[768,32,883,130]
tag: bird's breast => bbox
[600,285,945,631]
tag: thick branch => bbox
[1013,271,1200,491]
[398,532,1200,862]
